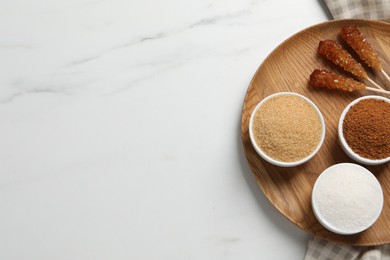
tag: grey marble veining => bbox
[0,0,329,259]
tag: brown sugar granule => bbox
[252,95,322,162]
[343,99,390,160]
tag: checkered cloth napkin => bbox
[304,1,390,259]
[324,0,390,20]
[305,237,390,260]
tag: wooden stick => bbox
[366,77,384,90]
[366,86,390,95]
[381,69,390,83]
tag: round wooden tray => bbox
[241,19,390,246]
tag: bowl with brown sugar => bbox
[338,95,390,165]
[249,92,326,167]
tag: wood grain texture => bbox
[241,19,390,246]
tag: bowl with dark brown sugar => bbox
[249,92,326,167]
[338,95,390,165]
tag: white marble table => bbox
[0,0,330,259]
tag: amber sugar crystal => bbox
[343,99,390,160]
[252,95,322,162]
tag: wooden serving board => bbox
[241,19,390,246]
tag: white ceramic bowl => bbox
[312,163,383,235]
[338,95,390,165]
[249,92,325,167]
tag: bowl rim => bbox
[312,163,384,235]
[248,92,326,167]
[338,95,390,165]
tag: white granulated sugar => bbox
[312,163,383,234]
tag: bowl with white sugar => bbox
[249,92,325,167]
[312,163,383,235]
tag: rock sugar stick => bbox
[309,69,390,95]
[341,25,390,83]
[318,40,383,90]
